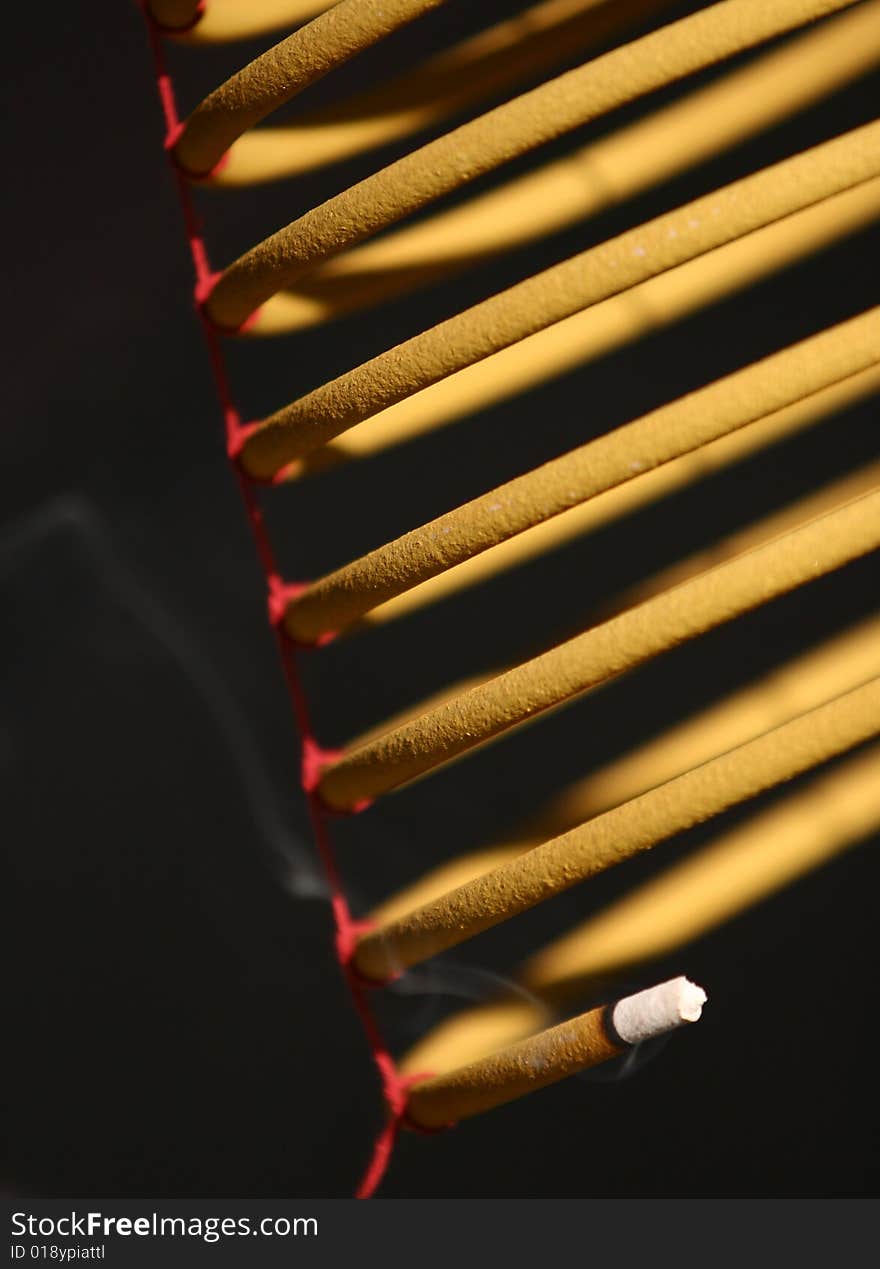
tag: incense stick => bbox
[405,978,707,1128]
[354,677,880,980]
[370,614,880,929]
[262,1,880,321]
[399,741,880,1077]
[283,311,880,640]
[321,493,880,809]
[206,0,859,326]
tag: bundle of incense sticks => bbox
[399,741,880,1079]
[144,0,880,1191]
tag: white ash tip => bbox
[610,976,707,1047]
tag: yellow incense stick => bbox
[371,612,880,928]
[321,492,880,810]
[213,0,669,185]
[401,742,880,1076]
[150,0,880,1143]
[354,676,880,979]
[262,1,880,321]
[405,978,706,1127]
[282,311,880,641]
[206,0,859,326]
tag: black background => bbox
[3,0,879,1198]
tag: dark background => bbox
[3,0,878,1198]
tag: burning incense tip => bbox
[404,974,708,1128]
[610,976,707,1047]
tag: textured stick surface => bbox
[523,742,880,994]
[175,0,446,173]
[357,365,880,628]
[283,308,880,640]
[601,460,880,618]
[319,491,880,810]
[209,0,856,326]
[353,676,880,979]
[405,1002,622,1127]
[215,0,666,185]
[368,610,880,932]
[336,447,880,762]
[241,120,880,474]
[259,0,880,322]
[541,610,880,835]
[278,178,880,464]
[400,998,551,1079]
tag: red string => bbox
[139,6,425,1198]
